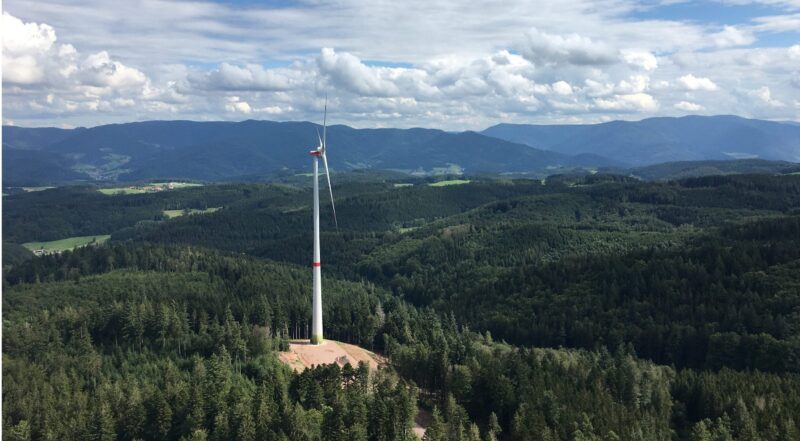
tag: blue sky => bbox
[629,1,799,46]
[631,1,779,24]
[3,0,799,129]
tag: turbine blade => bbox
[316,127,322,148]
[322,152,337,229]
[322,95,327,151]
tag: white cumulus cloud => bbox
[616,75,650,94]
[2,12,58,84]
[711,26,755,48]
[674,101,703,111]
[79,51,147,89]
[677,74,719,91]
[225,96,252,113]
[3,3,800,129]
[519,28,618,67]
[750,86,785,107]
[551,81,573,95]
[318,48,400,97]
[191,63,299,91]
[622,50,658,71]
[594,93,659,112]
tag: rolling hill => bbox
[626,158,800,181]
[482,115,800,166]
[2,120,612,186]
[6,115,798,187]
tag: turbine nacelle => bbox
[309,97,337,228]
[310,127,324,156]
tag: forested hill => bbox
[7,115,798,187]
[4,173,800,440]
[2,120,609,187]
[625,158,800,181]
[482,115,800,166]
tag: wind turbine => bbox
[308,98,337,345]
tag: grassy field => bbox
[428,179,471,187]
[163,207,220,219]
[98,187,147,195]
[98,182,202,195]
[23,235,111,253]
[22,186,55,192]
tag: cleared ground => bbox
[23,235,111,252]
[278,340,385,373]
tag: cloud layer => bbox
[3,0,799,129]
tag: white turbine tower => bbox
[309,99,337,345]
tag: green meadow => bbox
[163,207,220,218]
[98,182,202,195]
[23,235,111,252]
[428,179,471,187]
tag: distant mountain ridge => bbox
[4,115,798,186]
[483,115,800,166]
[2,120,615,186]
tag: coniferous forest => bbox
[4,172,800,440]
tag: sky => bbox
[2,0,799,129]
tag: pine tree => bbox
[235,401,256,441]
[254,381,274,440]
[183,429,208,441]
[709,416,734,441]
[151,390,173,441]
[6,420,32,441]
[211,411,230,441]
[690,417,711,439]
[423,407,445,441]
[485,412,501,441]
[122,386,146,440]
[89,401,115,441]
[322,398,347,441]
[732,399,759,441]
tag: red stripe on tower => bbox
[312,262,321,267]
